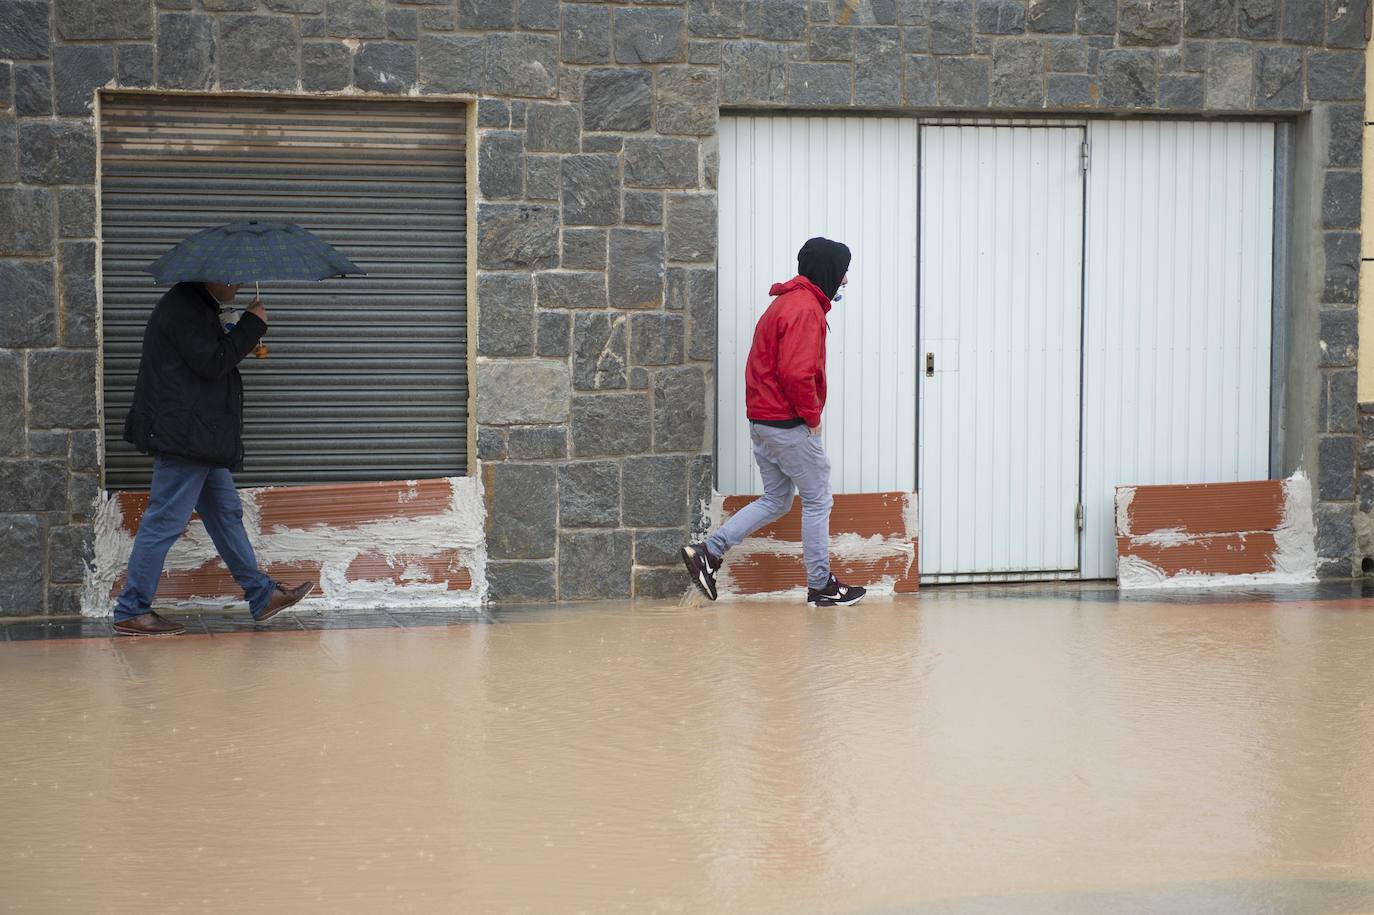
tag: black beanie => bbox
[797,237,852,301]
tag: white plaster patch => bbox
[1132,526,1190,548]
[1115,486,1136,537]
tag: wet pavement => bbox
[5,584,1374,913]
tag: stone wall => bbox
[0,0,1365,614]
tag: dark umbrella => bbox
[143,220,364,285]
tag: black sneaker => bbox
[807,575,866,607]
[681,542,722,601]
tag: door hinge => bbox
[1079,141,1090,175]
[1075,503,1085,531]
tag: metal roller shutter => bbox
[100,94,468,489]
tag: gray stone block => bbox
[1328,369,1358,434]
[991,37,1044,107]
[537,270,608,309]
[0,461,67,512]
[571,392,652,455]
[654,365,706,452]
[15,64,52,116]
[418,34,483,94]
[69,473,99,516]
[1119,0,1181,44]
[460,0,516,30]
[116,43,155,89]
[48,525,92,583]
[0,354,21,457]
[615,7,687,63]
[1320,435,1358,502]
[1237,0,1276,37]
[477,273,535,357]
[0,578,44,616]
[477,204,559,271]
[202,0,255,8]
[1254,46,1302,110]
[526,156,560,202]
[477,426,507,461]
[484,462,557,560]
[60,241,96,347]
[157,13,215,90]
[53,46,114,117]
[1203,41,1249,110]
[69,430,98,473]
[485,33,559,98]
[1099,49,1158,108]
[302,42,352,92]
[721,40,788,103]
[1045,72,1093,106]
[1323,233,1359,305]
[559,530,632,600]
[328,0,386,37]
[1363,472,1374,513]
[582,134,623,153]
[562,228,608,271]
[562,5,612,64]
[0,63,11,111]
[57,0,152,38]
[689,0,747,38]
[623,454,688,527]
[810,26,854,59]
[475,360,570,425]
[486,560,557,603]
[420,7,455,31]
[219,16,300,92]
[536,311,571,357]
[1183,0,1234,35]
[0,260,55,347]
[1308,51,1364,102]
[930,0,974,52]
[300,14,327,36]
[385,6,418,39]
[666,194,716,263]
[1281,0,1323,43]
[478,99,510,129]
[574,312,629,390]
[936,57,989,106]
[904,54,937,104]
[20,119,93,186]
[1315,504,1355,560]
[666,265,714,314]
[526,104,580,153]
[855,28,903,104]
[507,426,567,461]
[1326,104,1363,168]
[0,1,51,59]
[689,453,713,534]
[977,0,1027,32]
[267,0,325,10]
[562,155,621,227]
[691,39,724,64]
[559,460,621,526]
[1322,170,1361,230]
[1318,308,1357,366]
[624,138,699,188]
[478,132,524,201]
[1028,0,1076,31]
[519,0,560,31]
[635,527,688,566]
[624,191,665,226]
[745,0,808,39]
[1076,0,1116,32]
[28,350,97,429]
[0,188,54,257]
[634,566,688,600]
[1160,74,1203,109]
[631,312,686,366]
[610,229,667,309]
[656,66,718,135]
[354,40,416,94]
[0,515,43,608]
[27,430,67,457]
[583,68,653,132]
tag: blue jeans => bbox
[706,423,834,589]
[114,454,275,620]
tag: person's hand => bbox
[246,297,267,325]
[808,423,822,437]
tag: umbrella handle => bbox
[252,282,267,358]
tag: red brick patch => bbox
[256,478,453,532]
[346,549,473,591]
[1120,480,1284,537]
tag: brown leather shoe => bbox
[253,581,314,622]
[113,612,187,637]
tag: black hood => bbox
[797,237,851,301]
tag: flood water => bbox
[5,594,1374,913]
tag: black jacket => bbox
[123,282,267,470]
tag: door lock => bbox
[925,352,935,377]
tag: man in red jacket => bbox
[682,237,866,607]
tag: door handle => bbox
[925,352,935,377]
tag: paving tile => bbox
[6,619,113,640]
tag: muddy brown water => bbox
[4,596,1374,913]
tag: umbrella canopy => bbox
[143,221,364,285]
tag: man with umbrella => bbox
[112,222,357,636]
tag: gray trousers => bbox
[706,422,834,589]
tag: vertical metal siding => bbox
[1080,120,1274,578]
[99,95,468,489]
[716,115,919,495]
[919,126,1085,577]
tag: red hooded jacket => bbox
[744,275,830,429]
